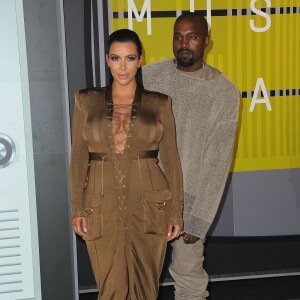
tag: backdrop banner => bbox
[84,0,300,236]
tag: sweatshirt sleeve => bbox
[69,91,89,218]
[184,87,240,239]
[159,96,184,226]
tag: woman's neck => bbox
[111,81,137,104]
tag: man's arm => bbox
[184,83,240,241]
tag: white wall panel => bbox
[0,1,41,299]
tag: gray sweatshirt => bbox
[143,59,240,239]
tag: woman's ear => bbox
[106,54,109,66]
[138,55,143,68]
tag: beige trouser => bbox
[169,237,209,300]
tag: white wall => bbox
[0,1,41,299]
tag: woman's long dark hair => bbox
[106,29,144,90]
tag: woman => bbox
[70,29,183,299]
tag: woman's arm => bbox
[69,91,89,235]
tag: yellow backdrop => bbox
[110,0,300,172]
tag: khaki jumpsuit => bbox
[70,86,183,299]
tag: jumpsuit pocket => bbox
[83,195,103,241]
[143,189,172,235]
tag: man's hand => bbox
[71,217,87,237]
[182,232,200,244]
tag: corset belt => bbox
[88,150,158,161]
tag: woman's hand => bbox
[71,217,87,237]
[167,224,183,241]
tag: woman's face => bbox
[106,42,142,87]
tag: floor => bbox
[79,275,300,299]
[158,276,300,300]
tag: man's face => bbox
[173,18,209,72]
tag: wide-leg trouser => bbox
[169,237,209,300]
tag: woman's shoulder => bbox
[142,89,171,111]
[74,87,107,111]
[76,87,107,102]
[78,86,106,96]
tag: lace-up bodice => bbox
[111,103,134,153]
[107,101,137,154]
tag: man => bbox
[143,12,240,299]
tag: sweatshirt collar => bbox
[172,59,217,80]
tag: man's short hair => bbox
[174,12,209,36]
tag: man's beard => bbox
[176,49,195,67]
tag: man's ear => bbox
[205,36,211,47]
